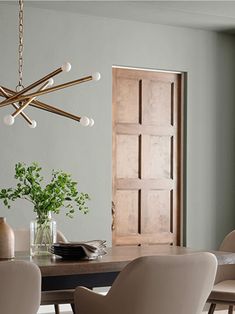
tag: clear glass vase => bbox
[30,212,56,256]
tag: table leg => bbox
[70,303,75,313]
[208,303,216,314]
[54,304,60,314]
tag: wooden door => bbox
[112,67,183,246]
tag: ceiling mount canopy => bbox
[0,0,100,128]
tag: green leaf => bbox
[0,162,90,218]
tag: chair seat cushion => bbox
[208,280,235,303]
[41,289,74,305]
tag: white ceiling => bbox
[8,1,235,33]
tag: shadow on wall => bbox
[215,33,235,247]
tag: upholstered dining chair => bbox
[74,253,217,314]
[14,228,75,314]
[207,230,235,314]
[14,228,67,251]
[0,260,41,314]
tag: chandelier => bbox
[0,0,100,128]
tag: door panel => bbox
[142,79,172,126]
[116,77,139,124]
[143,190,171,234]
[112,67,183,246]
[116,135,139,179]
[116,190,139,236]
[142,135,172,179]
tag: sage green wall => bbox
[0,3,235,249]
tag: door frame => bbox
[112,65,187,246]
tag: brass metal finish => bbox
[0,67,62,108]
[11,80,51,118]
[2,75,93,106]
[0,86,32,125]
[1,0,97,126]
[17,0,24,90]
[1,86,81,122]
[31,101,81,122]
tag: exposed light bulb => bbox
[89,118,94,127]
[80,116,90,127]
[47,78,54,86]
[4,115,15,126]
[61,62,72,72]
[29,120,37,128]
[92,72,101,81]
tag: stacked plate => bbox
[51,240,107,260]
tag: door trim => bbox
[112,65,186,246]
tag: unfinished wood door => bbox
[112,67,183,246]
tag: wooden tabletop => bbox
[14,245,235,277]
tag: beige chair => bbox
[0,260,41,314]
[208,230,235,314]
[14,228,74,314]
[75,253,217,314]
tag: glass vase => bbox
[30,212,56,256]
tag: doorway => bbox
[112,66,184,246]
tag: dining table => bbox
[14,245,235,292]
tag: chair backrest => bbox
[213,230,235,283]
[105,253,217,314]
[57,229,68,243]
[14,228,67,252]
[219,230,235,252]
[0,260,41,314]
[14,228,30,251]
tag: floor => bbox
[38,288,108,313]
[203,307,232,313]
[38,305,72,314]
[38,304,232,314]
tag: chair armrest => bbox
[215,265,235,284]
[75,286,109,314]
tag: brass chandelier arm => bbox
[1,86,81,122]
[1,0,98,127]
[0,86,33,125]
[31,100,81,122]
[0,67,63,108]
[11,80,52,118]
[0,75,93,107]
[0,86,17,97]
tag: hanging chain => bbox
[16,0,24,91]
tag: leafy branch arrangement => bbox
[0,162,90,223]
